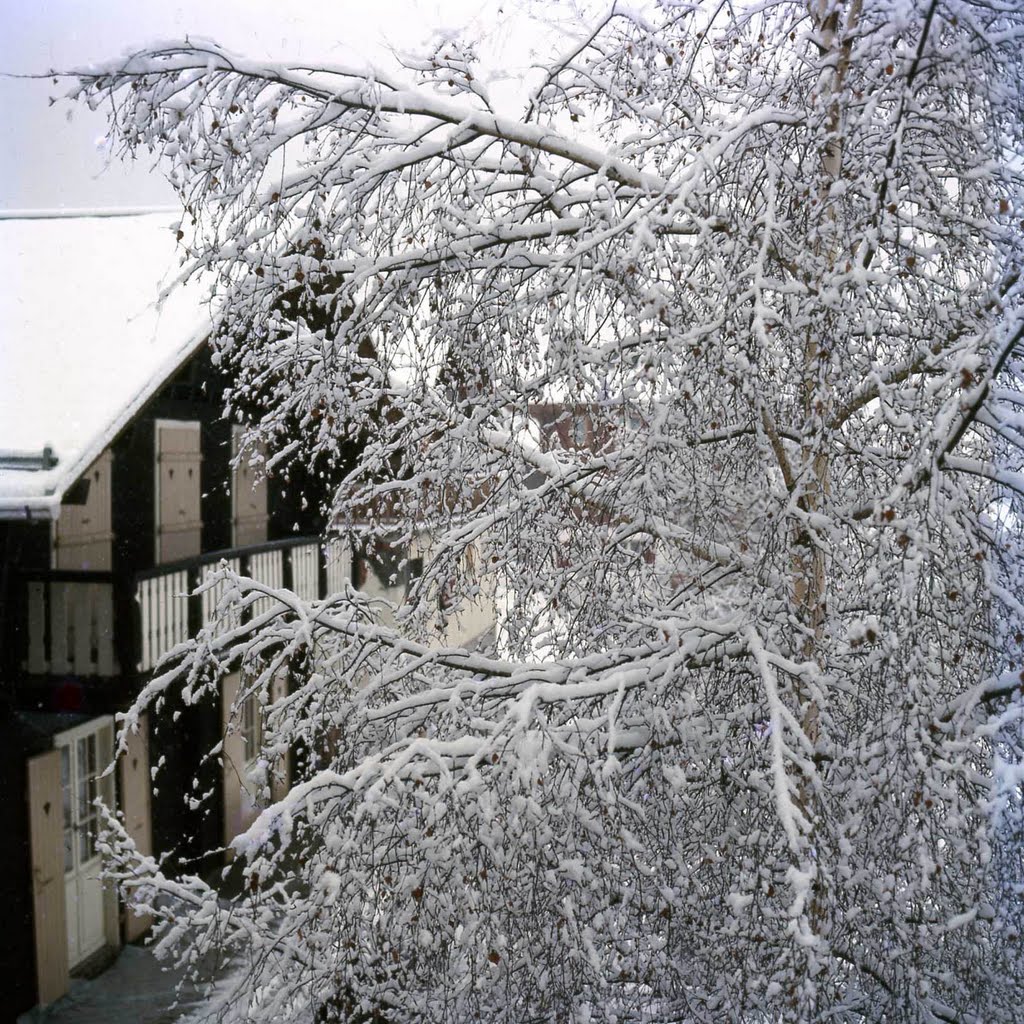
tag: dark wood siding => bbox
[0,716,55,1015]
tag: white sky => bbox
[0,212,208,505]
[0,0,550,212]
[0,0,588,472]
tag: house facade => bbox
[0,209,504,1016]
[0,211,350,1014]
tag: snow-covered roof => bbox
[0,209,211,519]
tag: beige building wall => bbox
[221,673,290,853]
[269,675,290,804]
[440,551,497,649]
[220,672,251,851]
[363,534,497,648]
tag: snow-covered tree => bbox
[73,1,1024,1021]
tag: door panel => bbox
[28,749,70,1005]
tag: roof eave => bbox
[0,495,60,521]
[0,318,212,522]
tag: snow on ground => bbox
[17,944,239,1024]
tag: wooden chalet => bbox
[0,210,350,1014]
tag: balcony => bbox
[7,537,352,686]
[21,571,118,678]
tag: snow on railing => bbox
[200,557,241,626]
[135,537,346,672]
[249,548,284,621]
[17,536,353,678]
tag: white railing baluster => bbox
[158,574,170,665]
[293,543,319,600]
[172,571,182,650]
[169,572,178,654]
[176,570,189,648]
[137,580,148,672]
[151,575,161,668]
[201,566,214,625]
[129,540,323,676]
[229,558,241,629]
[325,539,351,596]
[147,576,156,670]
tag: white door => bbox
[56,717,114,969]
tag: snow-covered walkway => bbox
[17,944,231,1024]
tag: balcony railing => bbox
[11,536,352,681]
[21,571,118,678]
[136,537,350,672]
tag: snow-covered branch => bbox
[74,1,1024,1020]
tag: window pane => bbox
[77,739,89,818]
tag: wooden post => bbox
[96,582,116,676]
[26,580,47,674]
[50,583,70,675]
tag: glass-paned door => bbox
[56,717,113,968]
